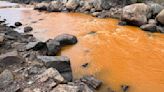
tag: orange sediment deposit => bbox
[0,8,164,92]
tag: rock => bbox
[66,0,79,10]
[156,26,164,33]
[37,56,72,81]
[93,0,114,11]
[80,1,93,12]
[37,68,64,83]
[149,3,163,17]
[140,24,157,32]
[148,19,157,24]
[54,34,77,46]
[47,1,64,12]
[82,63,89,68]
[0,34,4,45]
[25,41,46,51]
[51,84,80,92]
[121,85,129,92]
[80,75,102,89]
[46,39,61,56]
[15,22,22,27]
[156,9,164,25]
[24,26,33,33]
[0,51,24,68]
[5,30,22,40]
[118,21,127,26]
[34,2,49,11]
[122,3,151,26]
[92,12,101,17]
[0,70,14,88]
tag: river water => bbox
[0,1,164,92]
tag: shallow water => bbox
[0,4,164,92]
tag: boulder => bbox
[0,70,14,88]
[25,41,46,51]
[122,3,151,26]
[15,22,22,27]
[140,24,157,32]
[0,51,24,68]
[34,2,49,10]
[37,68,64,83]
[54,34,78,46]
[24,26,33,33]
[47,1,64,12]
[46,39,61,56]
[156,9,164,25]
[37,56,72,81]
[66,0,79,10]
[149,3,163,17]
[93,0,118,11]
[80,75,102,89]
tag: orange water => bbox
[0,8,164,92]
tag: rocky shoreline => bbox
[0,16,104,92]
[32,0,163,33]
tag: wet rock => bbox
[80,75,102,89]
[51,84,80,92]
[148,19,157,24]
[47,1,64,12]
[9,26,16,29]
[15,22,22,27]
[66,0,79,10]
[37,68,64,83]
[25,41,46,51]
[157,26,164,33]
[54,34,78,46]
[118,21,127,26]
[121,85,129,92]
[46,39,61,56]
[34,2,49,11]
[140,24,157,32]
[24,26,33,33]
[0,51,24,68]
[37,56,72,81]
[82,63,89,68]
[92,12,101,17]
[122,3,151,26]
[149,3,164,17]
[0,69,14,88]
[156,9,164,25]
[5,30,22,40]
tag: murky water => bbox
[0,3,164,92]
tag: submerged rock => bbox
[54,34,78,46]
[24,26,33,33]
[37,56,72,81]
[122,3,151,26]
[15,22,22,27]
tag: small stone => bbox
[121,85,129,92]
[24,26,33,33]
[0,69,14,88]
[15,22,22,27]
[82,63,89,68]
[37,68,64,83]
[140,24,157,32]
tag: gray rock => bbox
[80,75,102,89]
[149,3,164,17]
[37,68,64,83]
[148,19,157,24]
[47,1,64,12]
[5,30,22,40]
[156,9,164,25]
[46,39,61,56]
[0,34,4,45]
[80,1,93,12]
[66,0,79,10]
[24,26,33,33]
[156,26,164,33]
[122,3,151,26]
[37,56,72,81]
[34,2,49,10]
[121,85,129,92]
[0,70,14,88]
[25,41,46,51]
[54,34,78,46]
[140,24,157,32]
